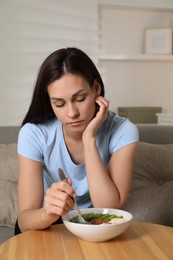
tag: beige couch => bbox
[0,127,19,244]
[124,125,173,226]
[0,125,173,244]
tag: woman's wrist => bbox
[82,130,96,143]
[82,134,96,149]
[18,208,60,232]
[41,208,59,226]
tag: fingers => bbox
[44,181,75,216]
[95,96,109,110]
[95,96,109,121]
[62,177,72,186]
[83,96,110,139]
[52,180,75,197]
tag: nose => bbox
[67,103,79,118]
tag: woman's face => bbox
[47,73,100,135]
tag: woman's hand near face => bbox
[44,178,75,218]
[83,96,109,140]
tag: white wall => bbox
[1,0,173,125]
[101,61,173,113]
[0,0,98,126]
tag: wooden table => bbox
[0,222,173,260]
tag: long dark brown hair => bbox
[22,47,105,126]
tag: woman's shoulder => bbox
[103,111,139,152]
[19,118,60,140]
[105,111,133,128]
[103,111,139,137]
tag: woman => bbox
[16,47,139,234]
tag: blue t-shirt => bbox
[17,111,139,208]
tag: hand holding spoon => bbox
[58,168,89,224]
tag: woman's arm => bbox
[83,95,138,209]
[83,141,138,209]
[18,155,75,232]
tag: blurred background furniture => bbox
[124,124,173,226]
[156,113,173,125]
[118,106,162,124]
[0,127,19,244]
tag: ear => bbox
[93,80,101,96]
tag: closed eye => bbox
[53,96,85,107]
[52,101,65,108]
[55,103,64,108]
[50,92,87,108]
[75,96,86,102]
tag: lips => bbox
[67,120,84,126]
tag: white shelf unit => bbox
[98,5,173,61]
[99,54,173,61]
[98,4,173,115]
[157,113,173,125]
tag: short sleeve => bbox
[17,123,44,162]
[109,120,139,154]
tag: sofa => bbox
[0,124,173,244]
[124,124,173,227]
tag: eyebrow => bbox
[50,89,87,101]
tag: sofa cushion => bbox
[0,226,15,244]
[125,142,173,226]
[0,144,18,182]
[0,144,18,227]
[132,142,173,184]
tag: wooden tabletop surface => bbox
[0,221,173,260]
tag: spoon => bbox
[58,168,89,224]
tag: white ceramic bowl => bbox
[62,208,133,242]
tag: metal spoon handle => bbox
[58,168,66,181]
[58,168,80,211]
